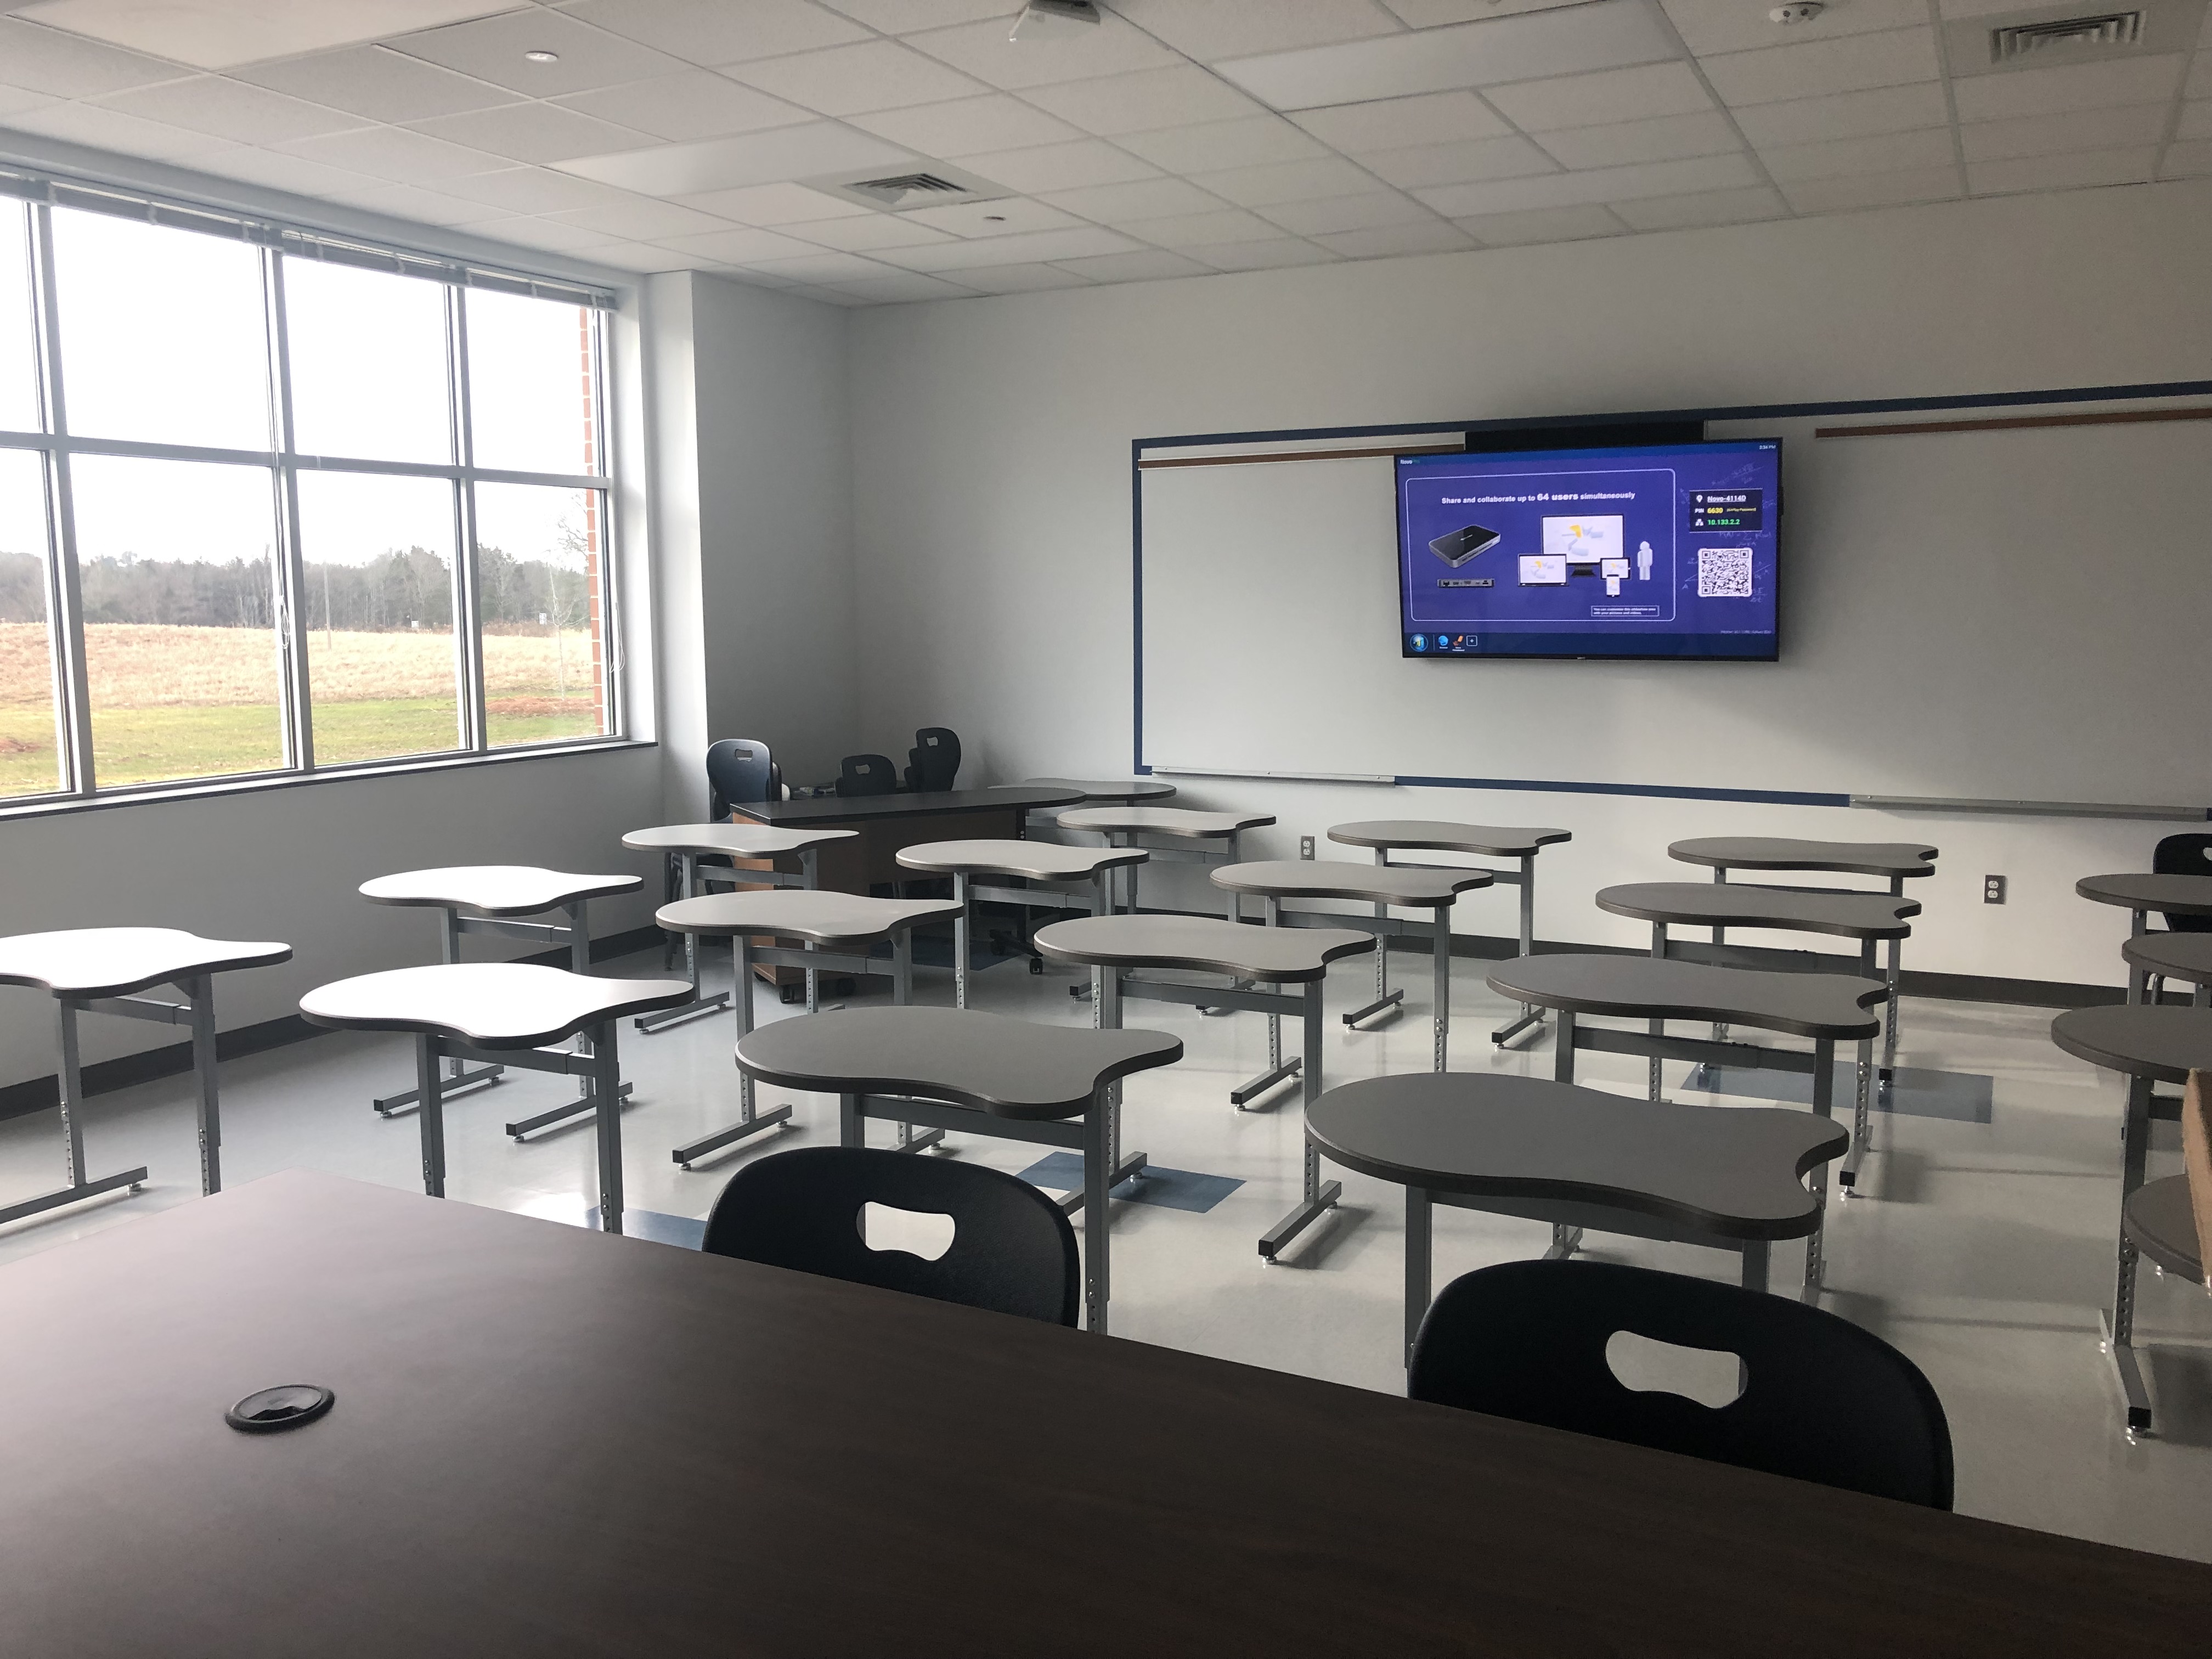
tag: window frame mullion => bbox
[264,249,313,775]
[449,286,488,754]
[29,202,94,801]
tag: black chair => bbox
[2153,833,2212,933]
[837,753,900,797]
[1408,1259,1953,1509]
[706,737,780,819]
[905,727,962,793]
[702,1146,1080,1326]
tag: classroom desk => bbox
[2077,873,2212,1005]
[733,786,1086,891]
[1007,777,1178,803]
[2125,933,2212,1008]
[3,1170,2207,1659]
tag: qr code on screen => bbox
[1696,547,1753,598]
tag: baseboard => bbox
[0,926,667,1125]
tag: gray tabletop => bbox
[1596,881,1919,940]
[657,890,960,944]
[1010,778,1177,803]
[1327,820,1572,857]
[2123,1174,2204,1283]
[894,838,1150,881]
[2121,933,2212,984]
[359,866,640,915]
[1058,806,1276,839]
[0,927,293,1000]
[2078,873,2212,917]
[622,823,857,857]
[1035,915,1373,982]
[1306,1072,1847,1242]
[2050,1005,2212,1083]
[736,786,1085,827]
[301,962,693,1049]
[1210,859,1493,907]
[1669,837,1938,878]
[1488,953,1886,1039]
[735,1006,1182,1119]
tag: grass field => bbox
[0,623,602,794]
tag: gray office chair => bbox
[837,753,900,797]
[905,727,961,793]
[706,738,780,819]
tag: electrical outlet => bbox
[1984,874,2006,904]
[1299,836,1314,860]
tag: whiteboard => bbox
[1138,411,2212,806]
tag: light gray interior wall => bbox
[844,182,2212,988]
[640,273,707,823]
[688,274,856,791]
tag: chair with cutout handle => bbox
[837,753,901,797]
[905,727,961,794]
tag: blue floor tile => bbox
[1684,1063,1993,1124]
[1018,1152,1243,1214]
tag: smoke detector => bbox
[1770,3,1825,21]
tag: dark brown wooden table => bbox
[3,1170,2207,1657]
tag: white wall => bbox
[845,181,2212,990]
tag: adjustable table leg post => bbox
[1881,927,1903,1083]
[1404,1184,1431,1368]
[1648,923,1666,1101]
[1554,1009,1577,1085]
[374,906,501,1114]
[416,1034,447,1199]
[2103,1074,2154,1435]
[893,935,942,1155]
[187,973,221,1195]
[1258,981,1340,1260]
[1491,855,1544,1046]
[669,938,791,1169]
[1841,936,1877,1194]
[1803,1039,1834,1296]
[637,852,731,1032]
[1083,1093,1110,1334]
[1431,905,1450,1072]
[953,872,969,1011]
[592,1020,624,1236]
[57,1001,87,1190]
[1346,847,1406,1031]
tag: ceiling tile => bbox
[1110,206,1290,246]
[0,85,59,120]
[1485,61,1713,131]
[1961,103,2174,163]
[0,17,187,97]
[791,212,960,249]
[1780,162,1961,213]
[737,250,905,280]
[2191,53,2212,98]
[1414,148,1759,213]
[1118,116,1330,172]
[943,138,1162,192]
[324,179,509,224]
[275,122,507,180]
[2160,138,2212,177]
[1019,64,1267,136]
[92,75,362,144]
[1310,219,1477,256]
[943,262,1094,292]
[194,145,380,196]
[785,282,871,304]
[1109,0,1404,60]
[549,196,737,239]
[1951,55,2186,123]
[1289,90,1510,150]
[553,121,916,194]
[388,10,691,97]
[1967,144,2158,194]
[409,101,654,164]
[902,12,1182,89]
[573,240,716,271]
[438,165,641,212]
[1453,201,1628,243]
[1257,190,1434,233]
[466,214,623,253]
[1661,0,1928,58]
[657,223,839,262]
[1535,109,1741,169]
[239,46,519,123]
[1214,3,1682,110]
[1360,134,1561,188]
[1190,155,1382,206]
[666,180,871,222]
[13,1,509,71]
[824,270,981,302]
[1610,183,1788,229]
[2178,98,2211,140]
[1183,237,1339,270]
[558,0,870,65]
[1051,247,1213,281]
[4,99,228,160]
[555,71,811,142]
[819,0,1011,31]
[883,224,1142,268]
[847,92,1083,154]
[1383,0,1607,22]
[1758,125,1955,181]
[1730,81,1949,147]
[1038,176,1227,221]
[1700,27,1940,108]
[900,196,1087,234]
[728,40,991,115]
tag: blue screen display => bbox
[1396,439,1781,660]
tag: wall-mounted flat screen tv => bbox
[1396,437,1781,661]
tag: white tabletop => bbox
[359,866,641,916]
[657,890,962,945]
[622,823,857,857]
[894,838,1150,881]
[1058,806,1276,840]
[300,963,692,1049]
[0,927,292,1000]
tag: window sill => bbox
[0,737,658,824]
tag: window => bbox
[0,179,621,808]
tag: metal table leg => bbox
[953,870,970,1010]
[1404,1184,1431,1367]
[1648,923,1666,1102]
[1803,1039,1835,1297]
[1491,854,1545,1048]
[590,1019,624,1236]
[637,850,732,1032]
[1062,961,1147,1213]
[374,906,502,1114]
[1431,902,1450,1072]
[0,1001,147,1229]
[415,1032,447,1199]
[505,899,631,1139]
[1259,980,1340,1260]
[893,933,944,1155]
[1840,936,1877,1194]
[1232,894,1300,1107]
[185,973,221,1195]
[670,935,792,1169]
[2102,1072,2154,1436]
[1081,1088,1111,1334]
[1346,847,1404,1029]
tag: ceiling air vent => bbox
[1989,9,2143,59]
[840,173,971,207]
[802,161,1012,213]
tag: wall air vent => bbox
[802,161,1011,213]
[1990,10,2143,59]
